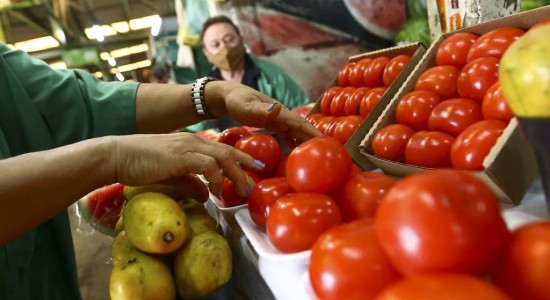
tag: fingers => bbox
[178,152,225,196]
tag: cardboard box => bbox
[308,43,427,170]
[357,7,550,205]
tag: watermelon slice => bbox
[77,183,126,237]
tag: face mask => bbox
[206,42,246,72]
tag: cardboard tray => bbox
[357,7,550,205]
[308,43,427,170]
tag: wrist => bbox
[89,136,119,186]
[203,80,228,118]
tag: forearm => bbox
[0,137,114,246]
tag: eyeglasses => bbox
[204,34,240,54]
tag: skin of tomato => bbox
[266,193,342,253]
[428,98,483,137]
[436,32,479,68]
[375,274,512,300]
[467,27,524,63]
[331,87,356,116]
[396,90,441,131]
[492,222,550,300]
[375,170,510,276]
[218,127,251,147]
[272,153,288,178]
[481,81,514,123]
[383,55,411,87]
[306,113,325,127]
[349,58,372,87]
[286,136,352,193]
[325,117,343,137]
[371,124,416,163]
[220,171,263,207]
[235,134,283,174]
[338,172,395,222]
[333,116,363,144]
[364,56,390,88]
[247,177,293,228]
[457,57,500,101]
[360,87,387,117]
[310,218,401,300]
[345,87,371,116]
[338,62,356,87]
[405,131,455,168]
[450,120,507,171]
[320,87,343,115]
[315,116,336,135]
[415,65,460,99]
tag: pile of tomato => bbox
[306,54,412,144]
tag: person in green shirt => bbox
[0,41,320,299]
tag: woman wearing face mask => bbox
[196,15,310,132]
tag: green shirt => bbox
[0,42,139,299]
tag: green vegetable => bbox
[521,0,550,11]
[394,18,431,48]
[407,0,428,19]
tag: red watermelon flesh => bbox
[78,183,125,236]
[344,0,407,40]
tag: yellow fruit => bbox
[173,231,232,299]
[114,206,125,236]
[111,231,135,267]
[123,192,189,254]
[123,184,183,201]
[177,199,219,235]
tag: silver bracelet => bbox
[191,76,218,117]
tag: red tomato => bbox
[395,91,441,131]
[450,119,507,170]
[350,164,362,177]
[325,117,343,137]
[338,62,356,87]
[360,87,387,117]
[310,219,401,300]
[315,116,337,135]
[376,170,510,276]
[376,274,511,300]
[338,172,394,222]
[235,134,283,174]
[364,56,390,88]
[286,136,352,193]
[220,171,263,207]
[415,65,460,99]
[405,131,454,168]
[428,98,483,136]
[266,193,342,253]
[457,57,500,101]
[436,32,479,68]
[467,27,524,62]
[273,154,288,178]
[331,87,355,116]
[305,113,324,127]
[333,116,363,144]
[345,87,370,115]
[383,55,411,86]
[349,58,372,87]
[320,87,343,115]
[247,177,293,228]
[492,222,550,300]
[371,124,416,163]
[482,81,514,123]
[217,127,251,147]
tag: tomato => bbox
[320,87,343,115]
[376,274,511,300]
[325,117,343,137]
[383,55,411,86]
[481,81,514,123]
[428,98,483,136]
[331,87,355,116]
[492,222,550,300]
[220,171,263,207]
[450,120,507,170]
[333,116,363,144]
[364,56,390,88]
[247,177,293,228]
[235,134,283,174]
[286,136,352,193]
[350,164,362,177]
[436,32,479,68]
[415,65,460,99]
[376,170,510,276]
[371,124,416,163]
[405,131,454,168]
[360,87,387,117]
[467,27,524,62]
[218,127,251,147]
[272,154,288,178]
[345,87,370,116]
[349,58,372,87]
[310,219,401,300]
[457,57,500,101]
[395,91,441,131]
[338,62,356,87]
[315,116,337,135]
[305,113,324,127]
[266,193,342,253]
[338,172,394,222]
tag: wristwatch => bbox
[191,76,218,117]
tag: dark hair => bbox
[200,15,241,43]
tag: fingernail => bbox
[254,159,266,169]
[245,185,252,197]
[267,103,277,112]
